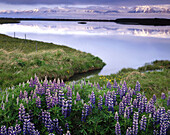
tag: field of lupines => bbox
[0,75,169,135]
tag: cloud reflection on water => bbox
[0,21,170,38]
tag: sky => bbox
[0,0,170,10]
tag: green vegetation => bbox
[0,74,169,134]
[87,60,170,99]
[0,34,105,89]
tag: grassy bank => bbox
[87,60,170,99]
[0,34,105,89]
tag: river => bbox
[0,21,170,78]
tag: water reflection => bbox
[0,21,170,38]
[0,21,170,76]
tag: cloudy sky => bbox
[0,0,169,10]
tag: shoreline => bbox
[0,17,170,26]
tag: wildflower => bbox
[114,112,119,121]
[115,122,121,135]
[140,115,147,131]
[36,96,41,108]
[161,93,166,100]
[76,92,81,101]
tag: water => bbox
[0,21,170,77]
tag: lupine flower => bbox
[15,124,21,134]
[140,115,147,131]
[18,103,25,121]
[161,93,166,100]
[114,112,119,121]
[135,81,140,91]
[119,102,124,115]
[66,86,72,97]
[124,107,130,119]
[0,125,7,135]
[132,120,138,135]
[160,122,167,135]
[97,82,100,90]
[108,97,114,113]
[115,122,121,135]
[113,79,118,88]
[29,77,34,87]
[76,92,81,101]
[36,96,41,108]
[126,127,132,135]
[105,91,111,106]
[153,94,156,103]
[138,101,144,113]
[107,81,111,89]
[98,95,103,110]
[8,126,15,134]
[90,91,95,106]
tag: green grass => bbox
[0,34,105,89]
[87,60,170,99]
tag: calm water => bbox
[0,21,170,76]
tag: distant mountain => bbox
[129,5,170,13]
[0,5,169,18]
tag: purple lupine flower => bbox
[140,115,147,131]
[46,95,52,109]
[15,124,21,134]
[60,79,65,87]
[160,122,167,135]
[138,101,144,113]
[90,91,95,106]
[126,127,132,135]
[156,108,161,124]
[8,126,15,134]
[119,102,124,115]
[115,122,121,135]
[126,93,131,106]
[114,112,119,121]
[135,81,140,91]
[68,97,72,116]
[124,107,130,119]
[76,92,81,101]
[19,90,23,99]
[62,99,68,118]
[108,97,114,113]
[133,99,137,108]
[66,86,72,97]
[136,93,142,108]
[97,83,100,90]
[107,81,111,89]
[36,96,41,108]
[161,93,166,100]
[18,103,25,121]
[153,94,156,103]
[0,125,7,135]
[132,120,138,135]
[105,91,111,106]
[58,90,64,107]
[98,95,103,110]
[29,77,34,87]
[167,96,170,106]
[113,79,118,88]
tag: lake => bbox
[0,21,170,77]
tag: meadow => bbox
[0,34,105,89]
[0,60,169,134]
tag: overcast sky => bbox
[0,0,169,10]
